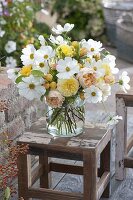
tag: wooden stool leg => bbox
[99,141,111,198]
[39,152,51,188]
[17,154,31,200]
[83,150,97,200]
[115,97,127,180]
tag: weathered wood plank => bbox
[39,151,51,188]
[28,187,83,200]
[96,129,111,156]
[31,164,43,185]
[116,90,133,107]
[99,141,111,197]
[115,97,127,180]
[83,150,97,200]
[17,154,31,200]
[127,135,133,153]
[97,172,110,200]
[49,162,83,175]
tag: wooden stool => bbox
[17,118,112,200]
[116,90,133,180]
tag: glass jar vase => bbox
[46,98,85,137]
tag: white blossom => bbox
[85,85,103,103]
[52,23,74,35]
[56,57,80,79]
[17,75,46,101]
[21,44,36,66]
[5,57,17,68]
[5,41,16,53]
[119,71,130,93]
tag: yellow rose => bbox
[57,44,74,57]
[57,78,79,97]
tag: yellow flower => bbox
[20,65,32,76]
[102,64,111,76]
[57,78,79,97]
[57,44,74,57]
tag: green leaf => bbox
[31,70,44,77]
[4,187,10,200]
[40,94,45,102]
[15,75,26,83]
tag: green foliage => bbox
[4,187,10,200]
[31,70,44,77]
[0,0,41,67]
[50,0,105,41]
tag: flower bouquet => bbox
[7,23,130,137]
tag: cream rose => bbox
[46,90,65,108]
[77,67,96,88]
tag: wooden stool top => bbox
[116,88,133,106]
[18,117,112,157]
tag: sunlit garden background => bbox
[0,0,133,199]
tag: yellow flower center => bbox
[66,67,70,72]
[39,62,45,68]
[29,83,35,89]
[44,55,48,59]
[20,65,32,76]
[91,92,96,96]
[30,53,34,59]
[91,48,95,52]
[93,66,97,71]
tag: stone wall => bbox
[0,69,45,140]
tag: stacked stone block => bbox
[0,69,45,140]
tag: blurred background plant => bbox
[0,100,29,200]
[0,135,29,200]
[0,0,107,68]
[0,0,43,68]
[47,0,105,41]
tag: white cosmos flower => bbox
[7,68,19,82]
[21,44,36,66]
[85,85,102,103]
[56,57,80,79]
[35,46,55,62]
[98,83,111,102]
[17,75,46,101]
[52,23,74,35]
[107,115,122,126]
[33,59,49,74]
[49,35,67,45]
[5,57,17,68]
[81,39,103,57]
[85,59,105,78]
[5,41,16,53]
[38,35,46,46]
[0,27,5,37]
[103,55,119,74]
[119,71,130,93]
